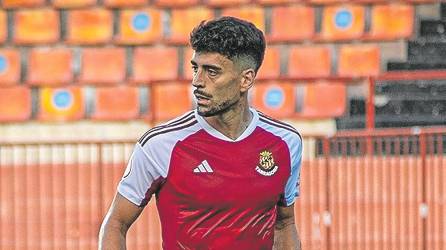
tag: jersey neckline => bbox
[194,108,259,142]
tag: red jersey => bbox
[118,109,302,249]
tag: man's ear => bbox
[240,68,256,93]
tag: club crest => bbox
[255,150,278,176]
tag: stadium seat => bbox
[250,81,295,119]
[296,81,346,118]
[182,47,194,80]
[150,83,193,121]
[92,86,140,121]
[222,6,265,32]
[115,8,163,45]
[168,7,213,44]
[3,0,45,8]
[268,5,315,42]
[132,46,178,83]
[79,48,126,85]
[38,87,85,121]
[27,48,73,86]
[257,46,281,80]
[66,8,113,45]
[366,4,414,40]
[103,0,146,7]
[0,49,20,85]
[0,11,6,44]
[338,44,380,77]
[52,0,96,8]
[308,0,347,3]
[0,86,31,122]
[288,46,331,78]
[154,0,199,7]
[14,9,59,45]
[256,0,296,5]
[206,0,250,7]
[319,4,365,41]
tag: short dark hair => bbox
[189,16,266,73]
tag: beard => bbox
[197,98,239,117]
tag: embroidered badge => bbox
[255,150,278,176]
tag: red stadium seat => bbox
[250,81,295,119]
[151,83,193,121]
[288,46,331,78]
[66,8,113,45]
[154,0,199,7]
[207,0,250,7]
[257,46,281,80]
[0,11,6,44]
[0,86,31,122]
[366,4,414,40]
[182,47,194,81]
[92,86,140,121]
[168,7,213,44]
[79,48,126,85]
[3,0,45,8]
[268,5,314,42]
[52,0,96,8]
[222,6,265,32]
[103,0,146,7]
[38,86,85,121]
[0,49,20,85]
[338,44,380,77]
[28,48,73,86]
[318,4,365,41]
[115,8,163,45]
[132,46,178,83]
[296,81,346,119]
[14,9,59,45]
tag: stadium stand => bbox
[366,4,414,40]
[221,5,265,31]
[0,11,5,43]
[132,46,178,83]
[250,81,295,119]
[3,0,45,8]
[14,9,59,45]
[38,87,85,121]
[288,46,332,78]
[79,47,126,85]
[268,5,315,42]
[155,0,200,7]
[52,0,96,8]
[115,8,163,45]
[256,46,281,80]
[27,48,73,86]
[338,44,380,77]
[66,8,113,45]
[150,83,193,121]
[318,4,365,41]
[0,49,21,85]
[92,86,140,121]
[0,86,31,122]
[104,0,147,7]
[168,7,214,44]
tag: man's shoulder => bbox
[256,111,302,141]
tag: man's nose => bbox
[192,69,205,88]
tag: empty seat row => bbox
[0,82,346,122]
[0,0,436,8]
[0,4,414,45]
[0,44,380,85]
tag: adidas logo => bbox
[193,160,213,173]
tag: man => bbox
[99,16,302,250]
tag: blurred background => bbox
[0,0,445,249]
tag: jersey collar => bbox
[195,108,259,142]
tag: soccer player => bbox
[99,16,303,250]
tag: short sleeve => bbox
[279,134,303,207]
[117,143,164,207]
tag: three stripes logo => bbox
[193,160,214,173]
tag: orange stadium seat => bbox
[288,46,331,78]
[257,46,281,80]
[168,7,213,44]
[104,0,146,7]
[257,0,296,4]
[79,48,126,85]
[0,11,6,43]
[0,49,20,85]
[250,81,295,119]
[14,9,59,45]
[132,46,178,83]
[308,0,347,3]
[206,0,250,7]
[92,86,140,121]
[3,0,45,8]
[52,0,96,8]
[366,4,414,40]
[66,8,113,45]
[319,4,365,41]
[296,81,346,118]
[222,6,265,32]
[151,83,193,121]
[28,48,73,86]
[338,44,380,77]
[182,47,194,80]
[0,86,31,122]
[115,8,163,45]
[38,87,84,121]
[268,5,314,42]
[154,0,199,7]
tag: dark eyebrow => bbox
[190,60,223,71]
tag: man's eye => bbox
[192,66,198,73]
[208,69,218,76]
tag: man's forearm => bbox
[273,221,301,250]
[98,219,128,250]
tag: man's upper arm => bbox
[276,203,296,229]
[105,192,145,230]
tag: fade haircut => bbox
[189,16,266,73]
